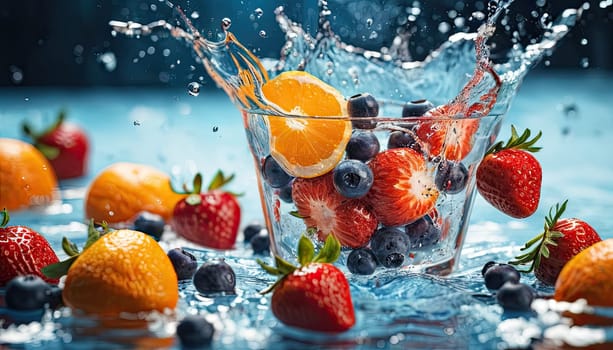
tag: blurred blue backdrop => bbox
[1,0,611,88]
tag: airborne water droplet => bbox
[190,11,200,19]
[221,18,232,31]
[213,126,219,132]
[187,82,201,96]
[580,57,589,68]
[259,30,267,38]
[254,8,263,18]
[366,18,373,28]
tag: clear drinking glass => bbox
[242,101,503,276]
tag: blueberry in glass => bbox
[262,154,293,188]
[387,131,422,153]
[402,99,435,118]
[346,131,380,162]
[347,93,379,129]
[404,215,441,249]
[435,160,469,194]
[332,159,374,198]
[370,227,410,268]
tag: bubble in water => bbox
[487,0,498,18]
[540,13,552,29]
[187,82,201,96]
[580,38,588,45]
[259,30,267,38]
[162,48,171,57]
[580,57,589,68]
[133,120,141,126]
[366,18,373,28]
[536,0,547,7]
[254,8,263,18]
[221,18,232,31]
[190,11,200,19]
[9,65,23,84]
[213,126,219,132]
[97,52,117,72]
[471,11,486,21]
[438,22,451,34]
[600,0,613,9]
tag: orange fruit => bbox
[261,71,351,178]
[0,138,59,211]
[63,229,178,315]
[554,238,613,326]
[85,162,186,224]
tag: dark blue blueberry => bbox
[402,99,435,118]
[5,275,51,311]
[176,315,215,347]
[370,228,410,268]
[278,180,293,204]
[262,155,293,188]
[250,231,270,255]
[346,248,378,275]
[133,212,165,241]
[484,264,521,290]
[45,284,64,309]
[481,260,498,276]
[346,131,380,162]
[193,259,236,295]
[387,131,422,153]
[348,93,379,129]
[243,222,265,242]
[404,215,441,249]
[435,161,469,194]
[496,282,535,311]
[167,248,198,280]
[332,160,374,198]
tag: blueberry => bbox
[262,155,293,188]
[243,222,265,242]
[496,282,535,311]
[346,248,378,275]
[481,260,498,276]
[176,315,215,347]
[193,259,236,295]
[250,231,270,255]
[404,215,441,249]
[402,99,434,118]
[346,131,380,162]
[435,161,469,194]
[347,93,379,129]
[332,159,374,198]
[484,264,520,290]
[278,180,293,204]
[5,275,52,311]
[387,131,422,153]
[167,248,198,280]
[46,284,64,309]
[133,212,165,241]
[370,228,409,268]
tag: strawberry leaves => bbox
[1,208,9,227]
[486,125,542,156]
[509,200,567,272]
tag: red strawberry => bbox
[0,209,59,286]
[414,109,480,161]
[292,173,377,248]
[366,148,439,227]
[23,109,89,179]
[510,201,602,285]
[172,171,241,249]
[258,234,355,333]
[476,126,542,218]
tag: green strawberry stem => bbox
[22,109,66,160]
[171,170,242,199]
[257,234,341,294]
[509,200,568,272]
[42,219,110,279]
[485,125,542,156]
[1,208,9,227]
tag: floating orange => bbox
[62,229,178,315]
[261,71,351,178]
[0,138,59,211]
[554,239,613,326]
[84,162,186,224]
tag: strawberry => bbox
[172,171,241,249]
[258,234,355,333]
[23,109,90,179]
[476,126,542,218]
[0,209,59,286]
[509,201,602,286]
[291,173,377,248]
[365,148,439,227]
[414,109,480,161]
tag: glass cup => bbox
[242,102,502,276]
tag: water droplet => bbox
[162,48,171,57]
[259,30,267,38]
[599,0,613,9]
[133,120,141,126]
[580,57,589,68]
[24,97,29,101]
[190,11,200,19]
[438,22,451,34]
[147,46,155,55]
[187,82,201,96]
[580,38,588,45]
[539,13,552,29]
[366,18,373,28]
[254,8,263,18]
[536,0,547,7]
[368,31,378,39]
[471,11,486,21]
[221,18,232,31]
[213,126,219,132]
[9,65,23,84]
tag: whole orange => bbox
[62,229,179,315]
[554,238,613,325]
[0,138,59,211]
[85,162,186,224]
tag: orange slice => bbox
[261,71,351,178]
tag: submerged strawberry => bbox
[414,110,480,161]
[23,109,89,179]
[0,209,59,286]
[292,173,377,248]
[172,171,241,249]
[258,234,355,333]
[366,148,438,227]
[510,201,602,286]
[476,126,542,218]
